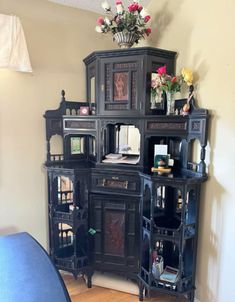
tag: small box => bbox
[79,106,90,116]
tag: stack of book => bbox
[159,266,179,284]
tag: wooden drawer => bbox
[91,172,141,195]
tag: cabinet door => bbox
[89,194,140,275]
[99,56,144,116]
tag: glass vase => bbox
[166,92,175,115]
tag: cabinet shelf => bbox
[151,169,207,184]
[52,206,87,227]
[143,219,196,242]
[140,267,194,295]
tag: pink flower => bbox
[157,65,166,75]
[138,5,143,11]
[97,17,104,25]
[145,28,151,36]
[116,2,123,14]
[128,3,139,12]
[144,15,151,23]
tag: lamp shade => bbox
[0,14,32,72]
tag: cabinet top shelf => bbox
[150,169,207,184]
[83,46,177,65]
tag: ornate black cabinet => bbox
[44,47,209,302]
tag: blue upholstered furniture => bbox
[0,232,71,302]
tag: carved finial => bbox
[61,90,65,102]
[189,84,194,95]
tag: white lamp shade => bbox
[0,14,32,72]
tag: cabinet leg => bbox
[187,290,195,302]
[72,273,78,280]
[144,286,149,298]
[139,282,144,301]
[86,268,93,288]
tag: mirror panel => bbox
[116,125,140,155]
[90,76,95,103]
[71,137,84,155]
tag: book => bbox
[105,153,123,160]
[159,266,179,283]
[102,155,140,165]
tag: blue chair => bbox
[0,232,71,302]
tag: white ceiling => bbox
[48,0,151,14]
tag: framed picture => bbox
[113,72,128,101]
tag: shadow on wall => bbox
[148,0,185,46]
[197,112,224,302]
[0,227,19,236]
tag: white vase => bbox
[166,92,175,115]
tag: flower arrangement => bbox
[95,1,151,46]
[151,65,194,96]
[151,65,194,115]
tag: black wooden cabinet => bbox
[44,47,209,301]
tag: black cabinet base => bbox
[138,277,195,302]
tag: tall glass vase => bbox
[166,92,175,115]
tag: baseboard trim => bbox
[89,271,139,295]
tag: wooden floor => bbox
[63,274,186,302]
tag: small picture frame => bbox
[79,106,90,116]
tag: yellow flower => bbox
[181,68,193,86]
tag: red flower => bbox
[171,76,177,83]
[138,5,143,11]
[144,15,151,23]
[128,3,139,12]
[97,17,104,25]
[116,1,122,5]
[157,65,166,75]
[145,28,152,36]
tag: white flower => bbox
[101,1,111,11]
[104,17,111,26]
[140,8,149,18]
[116,3,124,14]
[95,25,103,33]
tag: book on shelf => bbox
[159,266,179,283]
[102,153,140,165]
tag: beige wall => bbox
[141,0,235,301]
[0,0,115,247]
[1,0,234,301]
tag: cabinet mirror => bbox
[116,125,140,155]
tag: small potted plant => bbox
[95,1,152,48]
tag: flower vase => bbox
[113,32,138,49]
[166,92,175,115]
